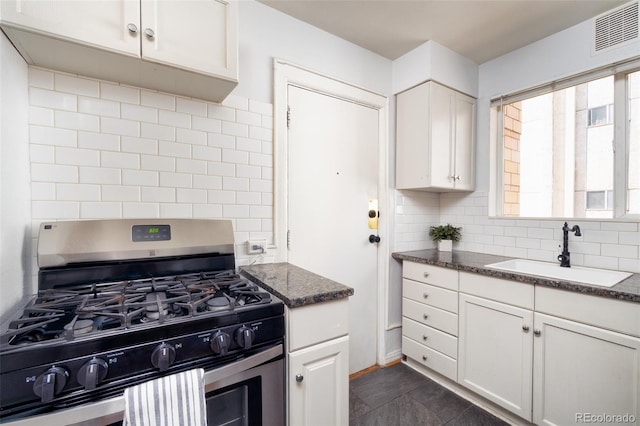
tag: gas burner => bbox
[206,296,231,312]
[73,319,94,335]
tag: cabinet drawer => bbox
[403,261,458,291]
[403,279,458,313]
[287,298,349,352]
[536,286,640,337]
[403,298,458,336]
[402,336,457,381]
[459,271,534,309]
[402,317,457,359]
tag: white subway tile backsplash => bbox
[222,149,249,164]
[600,244,638,259]
[30,145,55,163]
[249,100,272,116]
[123,203,159,218]
[208,104,236,121]
[208,190,236,204]
[236,218,261,232]
[193,145,222,162]
[177,98,207,116]
[176,158,207,175]
[236,110,262,126]
[250,205,272,218]
[177,128,207,145]
[141,187,175,203]
[100,82,140,104]
[31,164,77,183]
[222,121,248,138]
[30,88,77,112]
[121,104,158,123]
[159,110,191,128]
[56,147,100,166]
[249,152,271,167]
[619,258,640,273]
[79,166,121,184]
[79,131,120,151]
[141,91,175,111]
[101,151,139,169]
[29,106,54,126]
[122,170,158,186]
[223,177,250,192]
[31,182,56,200]
[582,230,619,244]
[249,179,272,193]
[221,95,248,111]
[236,137,262,153]
[620,232,640,245]
[193,204,222,218]
[193,175,222,190]
[56,183,100,201]
[29,68,54,89]
[32,201,79,219]
[601,222,639,232]
[207,162,235,177]
[159,172,191,188]
[101,117,140,137]
[55,110,100,132]
[78,97,119,117]
[102,185,139,201]
[192,116,222,133]
[141,123,175,141]
[54,74,99,97]
[583,254,619,270]
[236,165,261,179]
[81,202,121,219]
[140,155,175,172]
[160,203,192,218]
[159,141,191,159]
[121,136,157,155]
[176,189,207,204]
[236,192,261,205]
[223,204,249,218]
[208,133,235,149]
[249,126,272,142]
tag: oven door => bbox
[3,344,285,426]
[203,344,284,426]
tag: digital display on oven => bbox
[132,225,171,242]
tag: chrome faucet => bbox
[558,222,581,267]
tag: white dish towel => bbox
[123,368,207,426]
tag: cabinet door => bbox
[533,313,640,426]
[140,0,238,79]
[0,0,140,56]
[289,336,349,426]
[453,93,476,190]
[429,82,455,189]
[458,294,533,421]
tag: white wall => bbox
[0,32,30,321]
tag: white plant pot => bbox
[438,240,453,252]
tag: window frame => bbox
[489,57,640,221]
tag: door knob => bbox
[369,234,380,244]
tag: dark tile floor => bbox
[349,363,511,425]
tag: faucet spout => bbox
[558,222,581,267]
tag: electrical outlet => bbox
[247,239,267,254]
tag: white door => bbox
[287,84,379,374]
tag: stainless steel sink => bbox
[485,259,632,287]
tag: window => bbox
[492,62,640,219]
[587,104,614,127]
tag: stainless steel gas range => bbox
[0,219,284,425]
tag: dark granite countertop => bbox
[392,249,640,304]
[240,262,354,308]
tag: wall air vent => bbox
[593,0,639,54]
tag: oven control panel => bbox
[0,316,284,417]
[132,224,171,242]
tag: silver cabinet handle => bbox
[295,374,303,383]
[423,314,428,320]
[127,23,138,34]
[422,335,428,341]
[422,355,427,361]
[423,293,429,299]
[533,329,541,337]
[145,28,155,39]
[522,325,530,332]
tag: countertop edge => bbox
[240,263,354,309]
[392,250,640,304]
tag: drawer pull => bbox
[423,314,429,320]
[422,355,427,362]
[522,325,530,332]
[423,293,429,299]
[423,272,429,278]
[422,335,428,341]
[534,329,542,337]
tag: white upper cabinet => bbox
[396,80,476,191]
[0,0,238,102]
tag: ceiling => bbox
[257,0,629,63]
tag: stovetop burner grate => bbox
[1,270,270,347]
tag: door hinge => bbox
[287,230,291,250]
[286,106,291,129]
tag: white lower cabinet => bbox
[458,293,534,421]
[533,313,640,426]
[288,336,349,426]
[286,298,349,426]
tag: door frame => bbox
[272,59,390,366]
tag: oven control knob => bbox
[77,358,108,390]
[210,331,231,355]
[234,326,255,350]
[151,343,176,372]
[33,366,69,403]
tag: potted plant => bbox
[429,224,462,252]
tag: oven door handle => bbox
[204,343,283,390]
